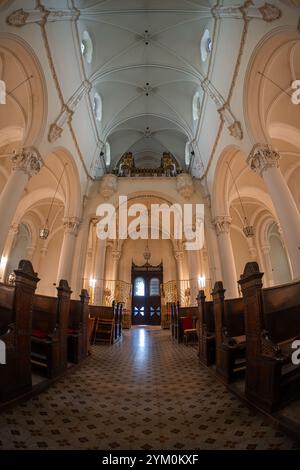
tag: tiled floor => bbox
[0,327,298,450]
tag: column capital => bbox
[213,216,232,235]
[174,250,184,261]
[247,144,281,176]
[63,217,81,236]
[11,147,43,178]
[111,249,121,261]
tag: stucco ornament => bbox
[176,173,194,199]
[99,174,118,199]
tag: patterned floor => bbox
[0,327,298,450]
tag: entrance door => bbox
[131,263,163,326]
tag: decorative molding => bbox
[247,143,281,176]
[213,216,232,235]
[258,3,282,22]
[11,147,43,178]
[212,2,281,22]
[63,217,81,236]
[201,79,243,140]
[48,81,91,143]
[99,174,118,199]
[7,7,80,27]
[176,173,194,199]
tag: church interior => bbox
[0,0,300,454]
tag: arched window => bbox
[81,31,93,64]
[192,91,201,121]
[200,29,212,63]
[105,142,111,166]
[93,92,102,122]
[149,278,160,296]
[134,277,145,296]
[185,141,190,166]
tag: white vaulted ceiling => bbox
[74,0,214,168]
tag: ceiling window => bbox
[105,142,111,166]
[81,31,93,64]
[185,141,191,166]
[200,29,212,63]
[192,91,201,121]
[93,92,102,122]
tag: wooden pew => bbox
[114,302,123,342]
[90,301,122,344]
[68,289,90,364]
[196,290,215,366]
[239,262,300,412]
[177,305,198,344]
[31,280,71,378]
[212,282,246,383]
[170,302,176,339]
[0,260,39,403]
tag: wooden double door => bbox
[131,263,163,326]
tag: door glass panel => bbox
[150,306,161,316]
[134,306,145,316]
[149,277,160,296]
[134,277,145,296]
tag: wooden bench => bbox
[239,262,300,412]
[31,280,71,378]
[68,289,90,364]
[212,282,246,383]
[196,290,215,366]
[170,302,177,339]
[0,260,39,403]
[114,302,123,342]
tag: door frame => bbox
[131,262,163,326]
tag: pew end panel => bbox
[239,262,300,412]
[0,260,39,403]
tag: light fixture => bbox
[89,278,96,289]
[39,164,67,240]
[143,242,151,262]
[226,162,255,238]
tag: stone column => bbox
[71,218,91,297]
[111,249,121,282]
[186,248,201,306]
[261,244,274,287]
[246,237,257,260]
[93,238,106,305]
[248,144,300,279]
[0,148,43,256]
[56,217,81,285]
[213,216,239,298]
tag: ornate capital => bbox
[258,3,281,22]
[63,217,81,236]
[174,250,184,261]
[6,9,29,26]
[11,147,43,178]
[213,216,232,235]
[112,250,121,262]
[247,144,281,176]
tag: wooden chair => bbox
[180,316,198,345]
[90,302,116,344]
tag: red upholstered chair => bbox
[180,316,198,345]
